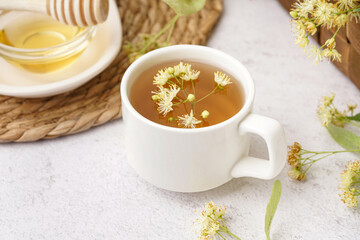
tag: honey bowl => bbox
[0,11,97,73]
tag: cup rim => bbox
[120,44,255,133]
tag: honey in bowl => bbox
[130,61,245,128]
[0,12,92,73]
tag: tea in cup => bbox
[121,45,287,192]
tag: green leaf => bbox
[326,124,360,150]
[265,180,282,240]
[346,113,360,122]
[162,0,206,16]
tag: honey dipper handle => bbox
[0,0,109,27]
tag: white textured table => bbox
[1,1,360,239]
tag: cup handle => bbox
[231,113,287,179]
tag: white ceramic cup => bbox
[121,45,287,192]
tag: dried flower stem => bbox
[195,86,219,103]
[166,16,177,44]
[124,15,179,62]
[191,79,196,95]
[287,142,360,181]
[319,26,340,50]
[221,227,242,240]
[140,15,179,54]
[217,231,227,240]
[211,216,241,239]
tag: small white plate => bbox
[0,0,122,98]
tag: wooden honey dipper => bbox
[0,0,109,27]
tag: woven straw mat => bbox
[0,0,223,143]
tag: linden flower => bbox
[339,161,360,208]
[313,1,337,27]
[318,93,335,110]
[152,85,180,101]
[317,108,333,127]
[157,95,174,116]
[350,11,360,23]
[195,202,226,240]
[325,38,336,49]
[288,167,306,181]
[178,110,202,128]
[340,189,358,208]
[305,22,317,35]
[194,201,242,239]
[340,161,360,189]
[181,67,200,81]
[317,93,350,127]
[317,94,334,127]
[153,69,171,85]
[153,85,180,116]
[196,215,219,238]
[287,142,306,181]
[323,48,342,62]
[334,14,348,27]
[187,94,196,102]
[152,85,168,100]
[347,103,358,115]
[173,62,200,81]
[167,67,175,75]
[201,110,210,119]
[295,36,310,48]
[293,0,316,18]
[308,45,324,65]
[287,141,360,182]
[289,0,357,63]
[167,84,181,99]
[337,0,356,11]
[174,62,189,76]
[214,71,232,87]
[287,142,302,167]
[291,20,306,38]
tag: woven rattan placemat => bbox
[0,0,222,142]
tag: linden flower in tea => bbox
[151,62,232,128]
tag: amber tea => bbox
[130,61,245,128]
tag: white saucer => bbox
[0,0,122,98]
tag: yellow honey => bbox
[0,13,89,73]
